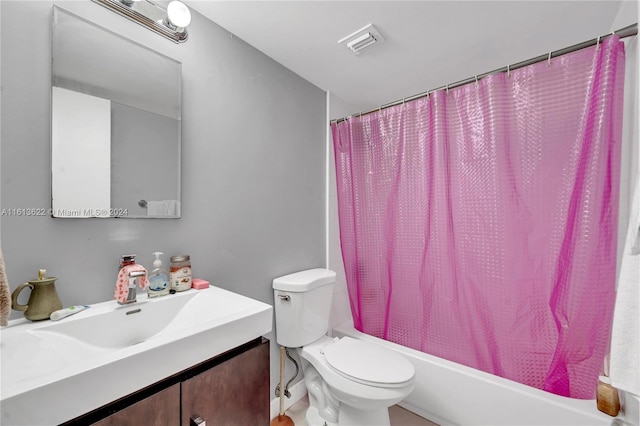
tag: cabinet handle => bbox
[191,415,206,426]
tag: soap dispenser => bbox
[148,252,170,298]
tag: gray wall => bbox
[1,0,326,396]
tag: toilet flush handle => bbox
[278,294,291,301]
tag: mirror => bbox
[51,7,181,218]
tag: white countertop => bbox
[0,286,272,425]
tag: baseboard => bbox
[270,380,307,419]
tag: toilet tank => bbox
[272,268,336,348]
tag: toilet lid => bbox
[323,337,415,386]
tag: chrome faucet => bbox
[119,270,146,305]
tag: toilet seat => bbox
[323,337,415,388]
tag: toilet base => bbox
[306,406,336,426]
[339,403,391,426]
[305,404,391,426]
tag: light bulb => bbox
[166,1,191,31]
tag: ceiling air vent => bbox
[338,24,386,55]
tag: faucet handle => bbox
[128,271,146,291]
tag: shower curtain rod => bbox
[331,23,638,124]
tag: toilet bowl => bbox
[299,336,415,425]
[272,269,415,426]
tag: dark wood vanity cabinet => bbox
[92,384,181,426]
[182,339,270,425]
[63,338,270,426]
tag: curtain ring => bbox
[402,98,406,108]
[547,52,552,67]
[507,64,511,78]
[446,84,449,95]
[475,75,479,86]
[597,35,602,49]
[602,32,615,46]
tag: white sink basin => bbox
[0,286,272,425]
[33,291,198,349]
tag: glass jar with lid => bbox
[170,255,191,291]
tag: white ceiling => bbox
[186,1,635,117]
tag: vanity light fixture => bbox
[166,0,191,32]
[92,0,191,43]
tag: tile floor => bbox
[283,395,439,426]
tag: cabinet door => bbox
[182,340,269,426]
[92,383,180,426]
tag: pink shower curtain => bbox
[331,36,625,399]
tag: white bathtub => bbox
[332,321,616,426]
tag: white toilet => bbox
[273,268,415,426]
